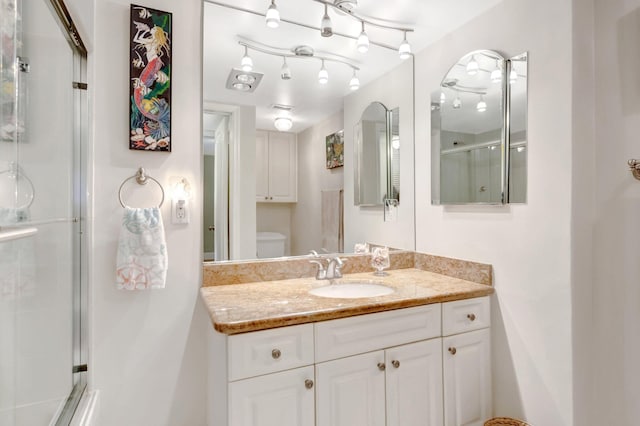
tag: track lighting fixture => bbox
[490,60,502,83]
[237,41,360,91]
[509,69,518,84]
[320,4,333,37]
[265,0,280,28]
[398,31,411,59]
[356,22,369,53]
[466,55,479,75]
[452,95,462,109]
[240,45,253,72]
[476,95,487,112]
[318,60,329,84]
[280,57,291,80]
[349,69,360,91]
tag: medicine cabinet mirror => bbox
[430,50,528,204]
[354,101,401,207]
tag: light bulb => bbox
[476,96,487,112]
[349,70,360,91]
[280,57,291,80]
[240,46,253,72]
[510,69,518,84]
[466,55,479,75]
[453,95,462,109]
[318,60,328,84]
[357,22,369,53]
[440,92,446,104]
[391,136,400,150]
[398,32,411,59]
[320,4,332,37]
[265,0,280,28]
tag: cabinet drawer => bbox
[228,323,314,381]
[315,304,442,362]
[442,296,490,336]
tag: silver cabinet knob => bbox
[208,226,215,231]
[448,347,457,355]
[467,313,476,321]
[271,349,281,359]
[264,196,268,200]
[269,196,273,200]
[305,379,314,389]
[377,362,386,371]
[391,360,400,369]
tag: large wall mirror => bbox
[430,50,528,205]
[354,102,400,207]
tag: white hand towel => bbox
[116,207,168,290]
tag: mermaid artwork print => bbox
[129,5,172,151]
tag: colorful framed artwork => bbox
[326,129,344,169]
[129,5,172,151]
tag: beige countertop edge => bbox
[208,288,494,335]
[200,269,495,335]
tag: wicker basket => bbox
[484,417,531,426]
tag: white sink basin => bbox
[309,282,394,299]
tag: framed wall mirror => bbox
[354,102,400,207]
[430,50,528,205]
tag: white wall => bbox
[414,1,574,424]
[344,60,415,252]
[591,0,640,424]
[291,111,344,255]
[89,1,207,425]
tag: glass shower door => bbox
[0,0,86,424]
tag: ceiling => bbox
[203,0,504,133]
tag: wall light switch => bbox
[172,199,189,224]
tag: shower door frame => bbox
[44,0,89,424]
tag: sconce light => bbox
[391,135,400,150]
[171,178,191,224]
[440,92,446,104]
[265,0,280,28]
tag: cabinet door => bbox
[255,130,269,201]
[386,339,444,426]
[229,365,315,426]
[267,131,297,202]
[316,351,386,426]
[443,328,491,426]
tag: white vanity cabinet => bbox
[207,297,491,426]
[442,296,492,426]
[255,130,297,202]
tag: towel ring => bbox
[118,167,165,208]
[0,162,35,210]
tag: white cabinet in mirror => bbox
[431,50,528,205]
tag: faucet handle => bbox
[309,260,327,280]
[332,257,346,278]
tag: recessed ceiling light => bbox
[236,73,256,84]
[232,82,251,91]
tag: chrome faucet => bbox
[309,253,345,280]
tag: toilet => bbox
[256,232,286,258]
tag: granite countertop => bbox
[200,267,494,335]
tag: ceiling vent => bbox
[225,68,264,92]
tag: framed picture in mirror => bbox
[326,130,344,169]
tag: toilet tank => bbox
[256,232,286,258]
